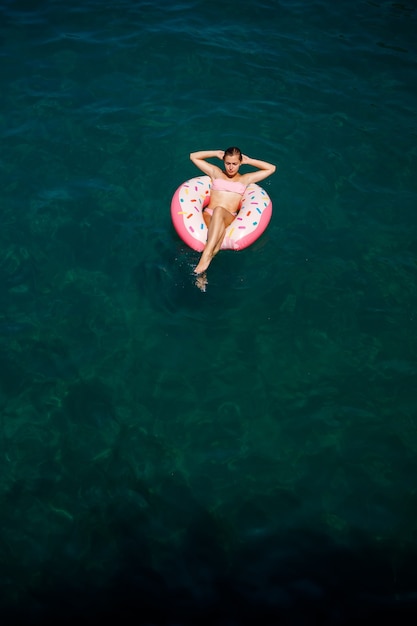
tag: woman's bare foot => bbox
[194,252,212,275]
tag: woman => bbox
[190,147,276,276]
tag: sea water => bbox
[1,0,417,622]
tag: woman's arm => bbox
[190,150,224,177]
[241,155,276,184]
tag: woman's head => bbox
[223,146,242,162]
[223,146,242,176]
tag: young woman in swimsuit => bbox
[190,147,276,276]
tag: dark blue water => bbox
[1,0,417,623]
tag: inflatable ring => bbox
[171,175,273,252]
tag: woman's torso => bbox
[208,175,247,212]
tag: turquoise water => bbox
[1,0,417,622]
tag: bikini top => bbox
[212,178,246,196]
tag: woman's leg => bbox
[194,206,234,274]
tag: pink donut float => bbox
[171,175,273,252]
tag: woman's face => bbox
[224,155,241,177]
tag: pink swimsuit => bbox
[205,178,247,216]
[211,178,246,195]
